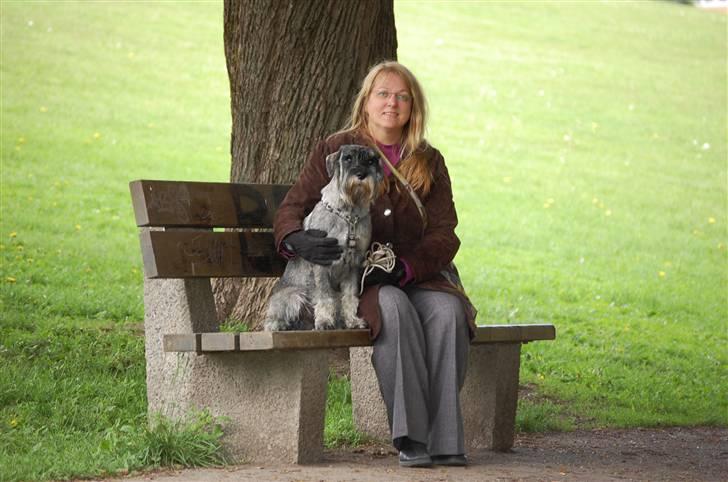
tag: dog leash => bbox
[359,242,396,294]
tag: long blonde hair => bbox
[334,61,433,196]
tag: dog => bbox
[264,145,384,331]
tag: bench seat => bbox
[163,324,556,352]
[130,179,556,464]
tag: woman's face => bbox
[365,72,412,142]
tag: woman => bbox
[273,61,477,468]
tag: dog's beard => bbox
[343,176,376,207]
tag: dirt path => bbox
[107,427,727,482]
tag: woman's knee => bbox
[378,285,414,317]
[413,291,468,334]
[377,285,420,334]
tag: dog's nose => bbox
[356,172,367,180]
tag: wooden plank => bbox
[268,330,372,350]
[201,333,238,351]
[163,325,556,353]
[129,180,291,228]
[163,334,201,352]
[472,324,556,344]
[139,230,285,278]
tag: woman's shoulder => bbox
[418,141,446,171]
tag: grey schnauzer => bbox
[264,145,384,331]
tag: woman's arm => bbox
[273,139,333,252]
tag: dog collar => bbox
[321,200,360,249]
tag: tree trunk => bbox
[215,0,397,329]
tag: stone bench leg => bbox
[144,278,329,464]
[349,343,521,452]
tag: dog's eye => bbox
[343,155,352,162]
[368,158,377,166]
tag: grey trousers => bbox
[372,285,470,456]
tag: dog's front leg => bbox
[312,265,337,330]
[341,271,367,329]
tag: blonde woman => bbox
[274,61,477,468]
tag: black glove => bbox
[283,229,342,266]
[363,259,407,287]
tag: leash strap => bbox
[360,242,396,294]
[372,145,428,232]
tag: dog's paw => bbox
[314,318,336,330]
[263,318,288,331]
[344,316,368,330]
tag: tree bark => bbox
[215,0,397,329]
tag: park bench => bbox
[129,179,556,464]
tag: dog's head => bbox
[325,144,384,207]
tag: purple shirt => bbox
[377,142,401,177]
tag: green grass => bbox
[1,1,726,480]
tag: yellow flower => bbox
[502,176,512,184]
[708,217,716,224]
[94,132,101,139]
[17,137,25,144]
[75,224,81,231]
[658,271,666,278]
[605,210,612,216]
[10,419,18,428]
[9,232,17,238]
[39,106,48,112]
[592,198,599,204]
[6,277,16,283]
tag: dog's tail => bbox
[263,285,313,331]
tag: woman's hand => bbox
[363,259,406,287]
[283,229,342,266]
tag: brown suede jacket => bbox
[273,131,477,340]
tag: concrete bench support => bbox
[350,342,522,452]
[144,277,330,464]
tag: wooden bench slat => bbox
[140,230,286,278]
[472,324,556,344]
[201,333,238,351]
[130,180,291,228]
[269,330,372,349]
[163,333,201,352]
[163,325,556,353]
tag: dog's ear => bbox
[325,149,341,178]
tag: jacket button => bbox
[384,209,392,216]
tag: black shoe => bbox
[432,454,468,466]
[398,440,432,468]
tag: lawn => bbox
[1,1,726,480]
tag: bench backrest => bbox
[129,180,291,279]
